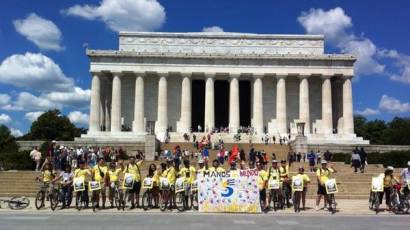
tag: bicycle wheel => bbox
[191,191,198,210]
[159,191,169,211]
[175,192,185,212]
[368,192,374,210]
[50,189,59,211]
[374,193,380,214]
[328,194,336,214]
[283,186,291,208]
[76,192,83,211]
[114,189,121,210]
[142,190,152,211]
[8,196,30,210]
[35,191,45,210]
[402,198,409,214]
[271,190,278,211]
[91,191,97,212]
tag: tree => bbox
[0,125,19,154]
[386,117,410,145]
[23,109,83,141]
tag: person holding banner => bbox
[267,160,282,209]
[74,161,91,207]
[279,160,291,207]
[179,159,196,208]
[295,167,310,210]
[147,163,160,207]
[165,159,177,208]
[124,155,144,209]
[91,157,108,209]
[256,162,268,210]
[315,160,335,211]
[209,160,225,173]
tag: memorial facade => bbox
[80,31,368,144]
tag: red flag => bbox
[228,144,239,164]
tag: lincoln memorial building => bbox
[79,31,368,145]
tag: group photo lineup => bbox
[0,0,409,229]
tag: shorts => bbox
[259,189,266,201]
[309,161,315,166]
[317,184,326,195]
[130,181,141,194]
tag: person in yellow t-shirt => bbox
[257,162,268,210]
[267,160,281,208]
[209,160,225,173]
[74,160,91,207]
[295,167,310,210]
[166,159,177,207]
[179,159,196,185]
[124,155,144,209]
[315,160,335,211]
[107,162,122,208]
[382,166,399,210]
[36,163,55,195]
[91,157,108,209]
[196,159,208,176]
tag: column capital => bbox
[321,74,333,80]
[341,75,354,80]
[133,71,146,77]
[90,71,102,76]
[229,73,241,79]
[251,73,264,79]
[297,74,311,80]
[180,72,192,78]
[156,72,169,78]
[204,72,216,78]
[275,74,287,79]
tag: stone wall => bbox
[306,144,410,154]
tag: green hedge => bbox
[0,150,34,170]
[332,151,410,168]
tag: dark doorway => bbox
[214,80,229,128]
[191,80,205,132]
[239,80,251,127]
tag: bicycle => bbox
[267,180,284,211]
[159,178,171,211]
[368,191,382,214]
[282,180,292,208]
[110,182,124,211]
[174,178,187,212]
[141,177,155,211]
[0,196,30,210]
[35,182,59,211]
[323,179,338,214]
[389,184,410,214]
[293,190,302,213]
[190,180,198,210]
[89,181,102,212]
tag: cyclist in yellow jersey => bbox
[295,167,310,210]
[146,163,160,207]
[267,160,281,206]
[107,162,122,208]
[209,160,225,173]
[179,159,196,184]
[256,162,268,210]
[382,166,399,210]
[37,163,55,184]
[74,160,91,207]
[315,160,335,211]
[124,155,144,209]
[92,157,108,209]
[279,160,292,207]
[166,159,177,207]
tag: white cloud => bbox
[62,0,166,32]
[0,113,12,124]
[10,128,23,137]
[13,13,64,51]
[298,7,384,77]
[385,52,410,84]
[68,111,89,126]
[355,108,380,116]
[0,52,74,92]
[24,111,44,122]
[202,26,224,33]
[44,87,90,108]
[2,92,60,111]
[379,95,410,114]
[0,93,11,106]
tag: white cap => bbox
[387,166,394,171]
[198,159,204,164]
[59,146,64,150]
[321,160,327,164]
[408,161,410,166]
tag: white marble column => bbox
[298,75,310,134]
[89,74,101,133]
[155,73,168,136]
[343,75,354,135]
[204,74,215,132]
[99,81,105,131]
[111,74,122,132]
[229,75,240,133]
[178,73,192,133]
[104,79,111,131]
[252,75,263,135]
[321,75,333,134]
[132,73,145,133]
[276,75,287,135]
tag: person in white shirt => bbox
[400,161,410,196]
[29,147,42,171]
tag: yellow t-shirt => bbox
[209,166,225,173]
[74,168,91,182]
[279,165,289,181]
[257,170,268,190]
[296,173,310,187]
[152,170,160,185]
[383,175,398,188]
[179,166,196,184]
[125,161,143,182]
[93,165,108,182]
[107,168,122,182]
[42,170,54,183]
[166,166,176,185]
[268,167,280,181]
[197,167,208,176]
[316,168,334,185]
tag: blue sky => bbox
[0,0,409,136]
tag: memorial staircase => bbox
[0,143,402,199]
